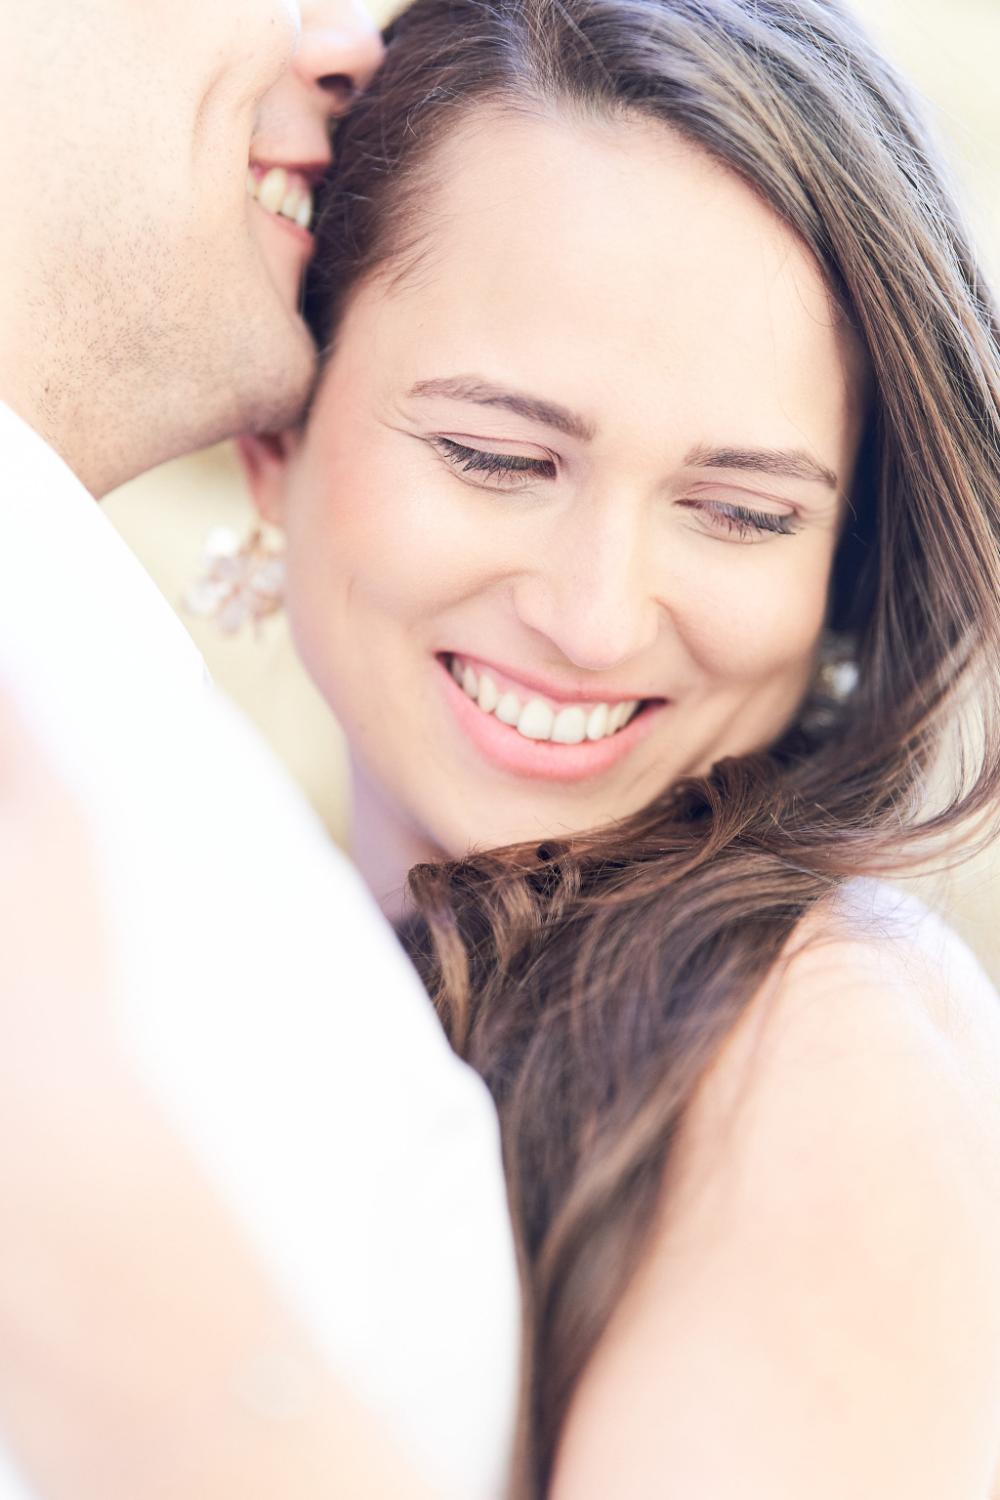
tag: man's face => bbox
[3,1,383,486]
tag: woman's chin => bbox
[419,802,615,864]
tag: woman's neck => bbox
[349,760,446,925]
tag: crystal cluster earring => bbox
[800,629,860,736]
[184,526,286,637]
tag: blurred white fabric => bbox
[0,401,520,1500]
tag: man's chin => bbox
[232,309,318,439]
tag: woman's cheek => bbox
[670,543,831,683]
[337,477,513,618]
[287,456,502,650]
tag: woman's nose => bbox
[512,507,663,673]
[296,1,385,113]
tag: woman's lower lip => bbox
[438,658,663,783]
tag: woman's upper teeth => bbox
[451,656,640,744]
[246,165,314,231]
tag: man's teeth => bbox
[246,166,314,231]
[451,658,640,744]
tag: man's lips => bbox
[247,161,328,237]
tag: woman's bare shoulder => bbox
[686,877,1000,1225]
[552,880,1000,1499]
[669,876,1000,1247]
[770,878,1000,1114]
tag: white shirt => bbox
[0,403,520,1500]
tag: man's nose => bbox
[296,1,385,115]
[512,504,663,673]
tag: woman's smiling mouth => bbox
[439,653,665,782]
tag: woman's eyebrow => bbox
[683,442,839,490]
[408,376,596,442]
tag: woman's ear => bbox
[235,430,301,529]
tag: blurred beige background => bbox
[104,0,1000,979]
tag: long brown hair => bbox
[307,1,1000,1490]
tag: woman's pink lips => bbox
[438,657,664,783]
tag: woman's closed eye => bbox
[432,435,556,485]
[682,498,800,541]
[432,436,800,541]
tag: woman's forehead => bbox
[353,108,868,456]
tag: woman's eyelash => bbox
[435,436,555,480]
[700,502,798,539]
[434,439,798,538]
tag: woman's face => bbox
[245,110,867,865]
